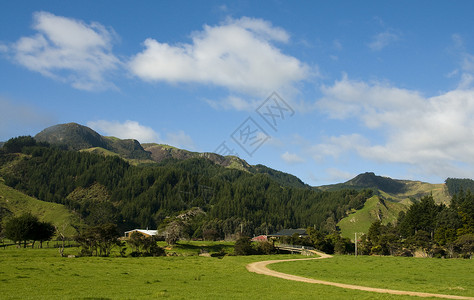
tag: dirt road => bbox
[246,251,474,299]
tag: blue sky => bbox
[1,1,474,185]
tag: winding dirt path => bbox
[246,251,474,299]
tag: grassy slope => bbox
[0,179,80,236]
[338,196,407,240]
[0,248,423,300]
[271,255,474,298]
[338,182,451,240]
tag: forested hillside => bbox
[0,136,372,238]
[445,178,474,196]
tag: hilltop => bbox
[317,172,451,239]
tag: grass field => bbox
[270,255,474,298]
[1,246,471,300]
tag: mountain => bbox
[142,143,308,188]
[320,172,451,239]
[35,123,108,150]
[318,172,406,194]
[33,123,307,189]
[0,135,372,236]
[35,123,152,160]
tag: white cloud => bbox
[165,130,195,150]
[87,120,159,143]
[129,17,309,96]
[368,30,400,51]
[281,151,305,164]
[316,75,474,178]
[87,120,196,149]
[9,11,120,90]
[205,95,258,111]
[309,134,367,162]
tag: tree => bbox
[4,213,38,248]
[165,220,183,245]
[75,223,120,256]
[33,221,55,248]
[455,234,474,259]
[3,136,37,153]
[234,236,254,255]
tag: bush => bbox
[234,236,254,255]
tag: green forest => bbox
[0,136,372,239]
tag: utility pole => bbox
[355,232,358,257]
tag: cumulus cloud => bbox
[87,120,196,149]
[129,17,309,96]
[9,11,120,90]
[315,75,474,178]
[281,151,305,164]
[87,120,160,143]
[368,30,400,51]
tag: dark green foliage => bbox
[128,232,165,257]
[33,221,55,248]
[397,195,441,238]
[75,223,120,256]
[3,213,55,248]
[357,191,474,258]
[234,236,254,255]
[445,178,474,195]
[251,164,309,189]
[0,141,372,237]
[3,136,38,153]
[254,240,277,254]
[320,172,406,194]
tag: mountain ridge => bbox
[32,123,308,189]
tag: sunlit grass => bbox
[270,255,474,297]
[0,247,422,299]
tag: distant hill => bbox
[32,123,307,189]
[445,178,474,195]
[35,123,151,160]
[318,172,406,194]
[337,195,410,240]
[318,172,451,240]
[142,143,308,188]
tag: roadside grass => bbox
[270,255,474,298]
[0,247,420,300]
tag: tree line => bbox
[358,193,474,258]
[0,136,372,238]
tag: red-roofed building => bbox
[251,235,268,242]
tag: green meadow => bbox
[270,255,474,298]
[1,246,471,300]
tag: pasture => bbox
[0,245,472,299]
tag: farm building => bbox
[124,229,158,238]
[251,235,268,242]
